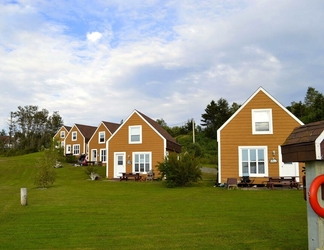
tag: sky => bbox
[1,0,324,132]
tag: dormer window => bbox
[129,125,142,144]
[252,109,273,134]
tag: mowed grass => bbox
[0,152,307,250]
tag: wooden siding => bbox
[88,123,112,162]
[219,90,303,184]
[65,126,86,155]
[107,112,165,178]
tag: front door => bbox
[278,146,300,181]
[91,149,97,162]
[114,152,126,178]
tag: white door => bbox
[278,146,300,181]
[91,149,97,162]
[114,152,126,178]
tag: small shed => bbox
[281,121,324,162]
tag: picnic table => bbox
[120,172,142,181]
[266,176,300,189]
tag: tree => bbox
[287,87,324,124]
[156,152,202,188]
[9,105,64,154]
[201,98,235,139]
[34,141,58,188]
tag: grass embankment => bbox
[0,152,307,250]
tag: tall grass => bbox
[0,153,307,249]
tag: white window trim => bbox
[98,131,105,144]
[129,125,142,144]
[66,144,71,154]
[238,146,268,177]
[60,131,65,138]
[132,152,152,174]
[100,148,107,163]
[251,109,273,135]
[73,144,80,155]
[72,131,77,141]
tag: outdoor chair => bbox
[146,170,154,181]
[226,178,238,190]
[241,176,254,187]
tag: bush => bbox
[34,144,58,188]
[156,152,202,188]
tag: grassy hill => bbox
[0,153,307,249]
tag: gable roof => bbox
[136,110,181,153]
[217,86,304,140]
[282,120,324,146]
[74,124,97,143]
[53,125,72,138]
[108,109,181,153]
[102,121,120,134]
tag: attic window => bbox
[99,131,105,143]
[72,131,77,141]
[60,131,65,138]
[252,109,273,134]
[129,125,142,144]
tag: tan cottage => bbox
[53,125,71,148]
[106,110,181,179]
[64,124,96,157]
[88,121,120,164]
[217,87,304,185]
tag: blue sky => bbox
[1,0,324,131]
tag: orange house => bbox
[53,125,71,148]
[106,110,181,179]
[64,124,96,157]
[217,87,304,185]
[88,121,120,164]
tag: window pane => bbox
[256,122,269,131]
[250,162,256,173]
[242,149,248,161]
[258,149,264,161]
[131,135,140,142]
[135,163,139,172]
[140,163,144,172]
[242,162,249,174]
[250,149,256,161]
[258,162,265,174]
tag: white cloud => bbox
[0,0,324,131]
[86,31,103,43]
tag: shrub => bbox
[34,144,58,188]
[156,152,202,188]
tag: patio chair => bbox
[241,176,254,187]
[146,170,154,181]
[226,178,238,190]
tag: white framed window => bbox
[60,131,65,138]
[66,144,71,154]
[133,152,151,173]
[129,125,142,144]
[72,131,77,141]
[73,144,80,155]
[252,109,273,134]
[239,146,268,177]
[100,149,107,162]
[99,131,105,143]
[60,141,64,148]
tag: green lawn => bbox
[0,152,308,250]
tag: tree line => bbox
[1,86,323,158]
[0,105,63,155]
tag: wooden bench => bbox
[267,176,299,190]
[120,173,142,181]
